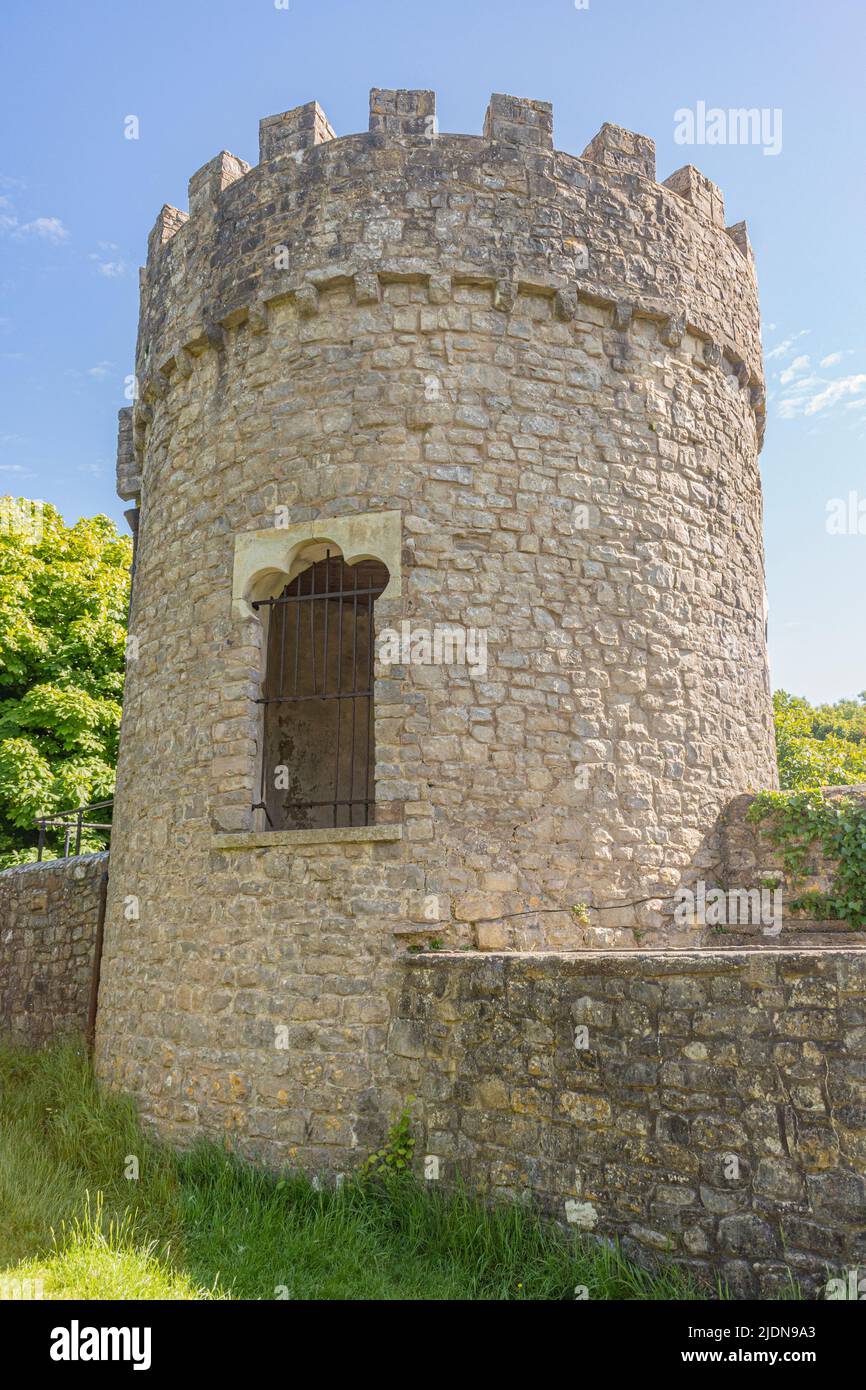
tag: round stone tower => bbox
[97,90,777,1159]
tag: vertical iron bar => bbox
[349,564,358,827]
[365,587,374,825]
[37,819,45,862]
[272,587,288,825]
[333,565,344,828]
[75,807,83,855]
[259,604,268,816]
[309,557,317,697]
[278,583,287,697]
[293,583,301,695]
[64,825,71,857]
[322,551,330,694]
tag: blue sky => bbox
[1,0,864,703]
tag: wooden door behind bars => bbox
[257,555,389,830]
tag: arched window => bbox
[252,550,390,830]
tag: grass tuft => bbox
[0,1042,703,1301]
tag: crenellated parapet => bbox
[123,88,765,492]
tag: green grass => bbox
[0,1043,703,1301]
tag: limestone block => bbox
[259,101,336,162]
[663,164,726,228]
[483,93,553,150]
[188,151,250,220]
[115,406,139,501]
[582,122,656,179]
[369,89,436,137]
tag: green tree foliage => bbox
[0,499,131,865]
[773,689,866,790]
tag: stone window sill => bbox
[211,825,402,850]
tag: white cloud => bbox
[766,329,810,360]
[18,216,69,243]
[773,332,866,421]
[87,361,113,380]
[777,374,824,419]
[779,354,810,385]
[779,372,866,419]
[0,191,70,245]
[804,375,866,415]
[89,243,128,277]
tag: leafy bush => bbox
[0,500,130,864]
[748,789,866,928]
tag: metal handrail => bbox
[35,799,114,861]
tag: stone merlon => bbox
[663,164,726,229]
[115,406,139,502]
[369,88,436,136]
[188,151,251,220]
[582,121,656,180]
[259,100,336,162]
[483,93,553,149]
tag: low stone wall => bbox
[4,845,864,1298]
[0,853,106,1046]
[395,948,866,1298]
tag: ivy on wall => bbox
[747,790,866,929]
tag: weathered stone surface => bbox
[693,786,866,945]
[259,101,336,162]
[399,949,866,1298]
[3,846,857,1300]
[483,94,553,150]
[37,92,822,1295]
[187,151,250,220]
[663,165,726,229]
[115,406,139,502]
[582,122,656,180]
[0,854,106,1046]
[369,89,435,137]
[146,204,187,262]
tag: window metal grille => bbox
[252,553,389,830]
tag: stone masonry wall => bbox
[0,853,105,1047]
[4,847,865,1298]
[396,948,866,1299]
[96,90,778,1189]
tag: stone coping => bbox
[402,946,866,964]
[212,825,403,850]
[0,850,109,878]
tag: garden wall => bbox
[2,852,865,1298]
[0,852,106,1047]
[395,948,866,1298]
